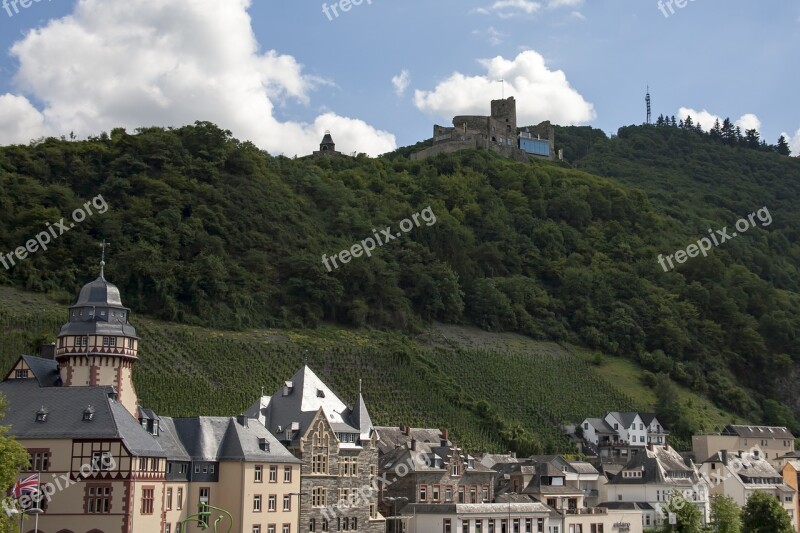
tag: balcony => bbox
[564,508,608,515]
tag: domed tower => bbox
[319,130,336,152]
[56,255,139,416]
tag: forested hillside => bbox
[1,122,799,443]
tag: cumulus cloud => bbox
[678,107,762,133]
[414,51,595,126]
[781,129,800,156]
[0,0,396,156]
[391,70,411,97]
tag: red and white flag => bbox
[11,474,39,499]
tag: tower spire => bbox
[99,239,110,279]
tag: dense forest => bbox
[1,122,799,442]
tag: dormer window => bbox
[83,406,95,421]
[317,389,325,398]
[36,407,48,423]
[259,438,270,452]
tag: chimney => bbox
[442,428,449,442]
[648,442,653,452]
[721,450,728,466]
[237,415,248,428]
[411,439,417,451]
[40,342,56,360]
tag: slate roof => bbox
[73,274,125,308]
[598,502,655,511]
[160,416,299,463]
[320,132,335,147]
[569,462,600,475]
[0,379,164,457]
[585,418,616,434]
[401,502,551,515]
[609,446,699,486]
[15,355,61,387]
[376,427,449,455]
[247,366,374,444]
[608,412,640,428]
[721,425,794,439]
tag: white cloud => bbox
[391,70,410,97]
[473,26,506,46]
[474,0,582,17]
[0,0,396,156]
[414,51,595,126]
[781,129,800,156]
[678,107,762,133]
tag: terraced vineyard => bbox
[0,287,640,453]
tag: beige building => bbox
[1,265,301,533]
[693,425,795,468]
[780,460,800,532]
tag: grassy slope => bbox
[0,286,743,452]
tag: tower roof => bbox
[72,274,126,309]
[320,131,335,147]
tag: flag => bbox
[12,474,39,499]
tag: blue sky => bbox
[0,0,798,156]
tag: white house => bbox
[580,413,668,449]
[602,444,710,530]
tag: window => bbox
[102,336,117,347]
[488,519,495,533]
[283,495,291,511]
[92,451,113,471]
[640,436,645,443]
[268,495,277,511]
[151,458,159,471]
[177,488,183,510]
[166,488,173,510]
[310,519,316,532]
[312,487,327,507]
[420,484,428,501]
[525,519,532,533]
[322,519,329,531]
[590,526,604,533]
[85,485,111,514]
[370,504,377,519]
[15,369,29,379]
[268,526,276,533]
[312,453,328,474]
[445,486,452,502]
[255,465,263,482]
[77,336,88,347]
[341,456,358,477]
[452,463,460,476]
[443,519,452,533]
[470,486,477,503]
[463,521,470,533]
[282,526,290,533]
[270,465,278,482]
[458,486,465,503]
[165,525,171,533]
[141,487,154,514]
[350,518,357,530]
[199,488,210,527]
[284,466,292,483]
[482,485,490,501]
[253,527,261,533]
[195,465,200,474]
[254,495,263,512]
[432,485,440,501]
[25,450,50,472]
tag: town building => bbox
[579,413,668,462]
[375,426,496,532]
[1,263,302,533]
[602,444,709,530]
[698,450,795,527]
[247,367,385,533]
[780,459,800,532]
[411,97,555,162]
[692,425,795,468]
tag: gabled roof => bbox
[0,379,164,457]
[609,445,698,486]
[9,355,61,387]
[569,461,600,475]
[248,366,373,444]
[607,412,641,428]
[376,426,449,455]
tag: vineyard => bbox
[1,287,642,453]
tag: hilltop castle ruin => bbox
[411,97,555,162]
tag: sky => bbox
[0,0,798,157]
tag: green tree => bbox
[0,394,30,533]
[662,493,703,532]
[776,135,791,156]
[710,495,741,533]
[741,492,793,533]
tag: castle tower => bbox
[56,251,139,416]
[490,96,518,137]
[319,130,336,152]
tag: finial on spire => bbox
[359,378,362,395]
[99,240,111,279]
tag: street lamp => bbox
[289,492,308,533]
[384,496,409,533]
